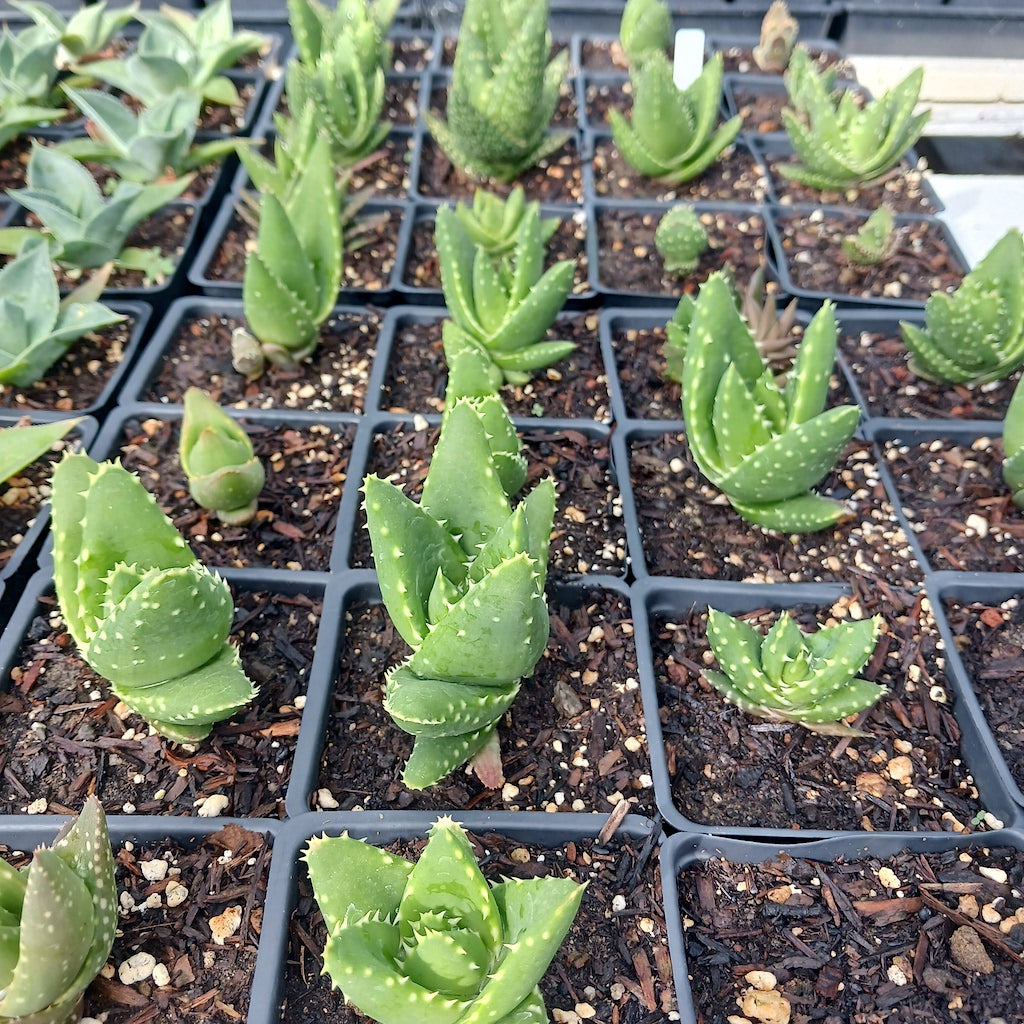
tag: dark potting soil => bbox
[379,312,610,421]
[838,329,1019,422]
[115,415,354,573]
[628,433,920,584]
[386,75,421,126]
[0,586,320,817]
[282,826,676,1023]
[772,209,964,304]
[596,207,767,297]
[390,35,435,72]
[679,843,1024,1023]
[943,594,1024,797]
[348,422,627,579]
[317,588,653,816]
[731,84,868,136]
[883,437,1024,575]
[719,43,856,78]
[589,139,768,204]
[437,35,569,69]
[651,583,985,833]
[140,309,382,413]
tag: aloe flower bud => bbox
[753,0,799,73]
[705,607,885,731]
[51,454,258,743]
[655,205,709,275]
[0,797,117,1024]
[619,0,671,66]
[841,206,897,266]
[305,816,586,1024]
[179,388,265,525]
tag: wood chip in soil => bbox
[140,310,381,413]
[115,415,353,573]
[678,843,1024,1023]
[654,582,984,832]
[379,311,610,421]
[883,437,1024,574]
[629,433,920,584]
[943,594,1024,798]
[0,586,321,817]
[596,207,767,297]
[282,828,676,1023]
[349,422,627,579]
[316,587,653,815]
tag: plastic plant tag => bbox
[673,28,706,90]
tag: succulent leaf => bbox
[1004,373,1024,507]
[619,0,671,67]
[841,206,897,266]
[0,416,82,486]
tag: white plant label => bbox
[673,28,706,90]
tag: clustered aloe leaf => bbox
[51,452,258,743]
[899,228,1024,385]
[704,607,885,732]
[0,23,68,148]
[424,0,571,182]
[609,50,742,185]
[679,271,861,532]
[619,0,671,67]
[780,47,930,190]
[1003,375,1024,508]
[454,185,558,258]
[363,396,555,790]
[0,415,82,486]
[0,796,117,1024]
[841,205,897,266]
[305,816,586,1024]
[10,0,138,65]
[654,205,709,275]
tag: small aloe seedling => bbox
[781,47,930,190]
[0,416,82,486]
[0,796,117,1024]
[842,206,897,266]
[705,607,885,732]
[753,0,799,73]
[437,201,575,388]
[1003,375,1024,508]
[0,235,123,387]
[424,0,571,182]
[679,271,860,532]
[179,388,265,525]
[10,0,138,65]
[655,205,709,275]
[51,453,258,742]
[899,229,1024,385]
[363,396,555,790]
[306,816,586,1023]
[454,185,558,258]
[0,24,68,148]
[619,0,671,66]
[609,51,742,185]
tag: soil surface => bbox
[883,437,1024,574]
[316,587,652,815]
[679,842,1024,1023]
[379,311,610,421]
[282,826,676,1023]
[0,585,321,817]
[651,583,984,833]
[719,43,855,77]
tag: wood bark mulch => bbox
[651,582,984,833]
[679,842,1024,1023]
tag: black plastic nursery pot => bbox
[249,810,679,1024]
[631,575,1019,840]
[663,827,1024,1024]
[915,134,1024,177]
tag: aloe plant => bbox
[0,797,117,1024]
[436,202,575,388]
[179,388,264,525]
[363,397,555,790]
[655,205,708,275]
[51,453,258,742]
[899,229,1024,385]
[454,185,558,258]
[780,47,930,190]
[1004,375,1024,508]
[0,23,68,148]
[288,0,398,72]
[705,607,885,731]
[753,0,799,73]
[678,271,860,532]
[0,235,123,387]
[10,0,138,65]
[0,416,82,486]
[306,816,585,1023]
[619,0,671,66]
[841,206,897,266]
[609,50,742,185]
[423,0,571,182]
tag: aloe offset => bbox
[306,816,585,1023]
[654,205,709,275]
[51,453,257,742]
[841,206,897,266]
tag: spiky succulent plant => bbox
[705,607,884,731]
[51,453,257,742]
[0,797,117,1024]
[1004,374,1024,508]
[0,416,82,486]
[363,395,555,790]
[753,0,799,73]
[655,205,708,275]
[10,0,138,65]
[619,0,671,67]
[780,47,930,190]
[0,235,123,387]
[841,206,897,266]
[288,0,398,72]
[454,185,558,258]
[609,50,741,185]
[179,388,265,525]
[423,0,571,182]
[436,202,574,388]
[678,271,860,532]
[306,816,586,1024]
[899,229,1024,385]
